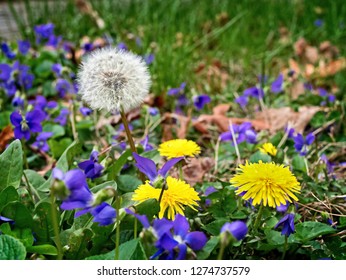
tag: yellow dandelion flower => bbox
[158,139,201,159]
[259,142,277,156]
[230,161,301,208]
[132,176,200,220]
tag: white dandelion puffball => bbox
[77,47,151,113]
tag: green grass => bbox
[8,0,346,96]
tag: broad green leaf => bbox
[117,175,141,193]
[38,140,82,193]
[0,140,23,191]
[249,151,272,163]
[265,229,285,246]
[292,155,307,173]
[196,236,219,260]
[91,180,117,193]
[107,149,132,180]
[0,235,26,260]
[202,219,229,236]
[0,186,19,212]
[294,221,336,242]
[85,238,147,260]
[23,170,47,200]
[60,228,93,259]
[26,245,57,256]
[48,138,73,158]
[135,199,159,221]
[33,201,56,243]
[1,202,33,229]
[42,123,65,138]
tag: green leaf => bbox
[48,138,73,159]
[26,245,57,256]
[60,228,93,259]
[196,236,219,260]
[202,219,229,236]
[38,140,82,193]
[294,222,336,242]
[85,238,147,260]
[310,111,326,128]
[33,202,56,243]
[135,199,160,221]
[0,186,19,212]
[34,60,53,77]
[265,230,285,246]
[292,155,307,173]
[249,151,272,163]
[0,235,26,260]
[0,140,23,191]
[23,170,47,200]
[117,175,141,193]
[107,149,132,180]
[1,202,33,229]
[42,123,65,138]
[91,180,117,193]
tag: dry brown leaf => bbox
[294,38,308,56]
[318,58,346,77]
[255,106,321,133]
[162,112,191,140]
[212,103,231,116]
[75,0,105,29]
[0,126,14,152]
[290,81,305,99]
[182,157,215,186]
[305,46,319,64]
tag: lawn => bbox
[0,0,345,261]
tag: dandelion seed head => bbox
[77,47,151,113]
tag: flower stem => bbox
[253,204,264,232]
[115,197,121,260]
[282,235,288,260]
[120,106,137,154]
[134,218,138,239]
[229,120,241,165]
[50,193,63,260]
[217,239,227,260]
[178,161,183,180]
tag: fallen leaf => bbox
[0,126,14,151]
[255,106,321,133]
[181,157,215,186]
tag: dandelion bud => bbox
[77,47,151,113]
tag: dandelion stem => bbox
[120,106,137,154]
[50,192,63,260]
[69,103,78,141]
[253,204,264,232]
[178,161,183,180]
[214,137,220,174]
[115,197,121,260]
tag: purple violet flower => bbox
[1,42,16,59]
[55,78,71,97]
[151,214,207,260]
[193,94,211,110]
[125,208,150,229]
[235,95,248,108]
[52,63,63,76]
[274,213,295,236]
[293,133,315,156]
[140,135,154,151]
[10,110,45,140]
[221,221,248,241]
[117,42,128,51]
[0,63,11,81]
[220,122,257,145]
[243,86,264,99]
[52,168,93,211]
[80,107,93,116]
[271,74,284,94]
[34,23,55,44]
[276,202,289,213]
[76,202,116,226]
[32,132,53,152]
[78,151,104,179]
[54,108,69,126]
[11,96,24,108]
[133,153,183,184]
[144,53,155,65]
[17,40,30,55]
[167,82,186,96]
